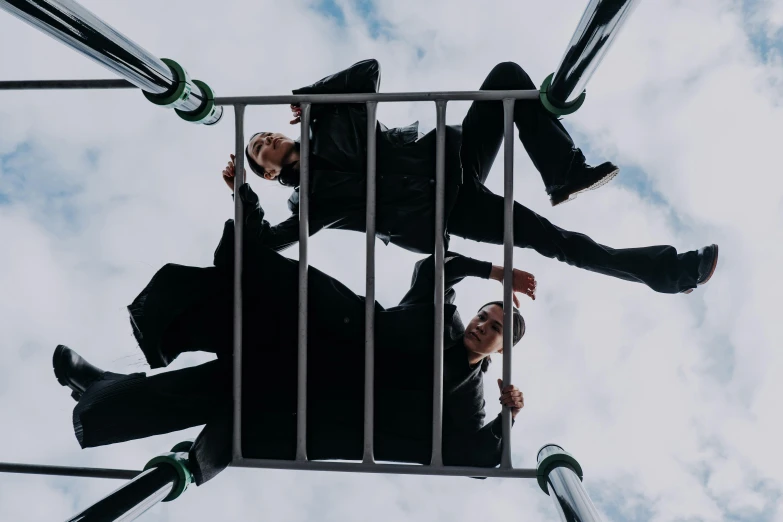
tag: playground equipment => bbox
[0,0,642,519]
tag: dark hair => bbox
[245,133,301,187]
[475,301,525,373]
[478,301,525,345]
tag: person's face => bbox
[247,132,296,180]
[463,304,505,359]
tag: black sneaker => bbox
[549,161,620,207]
[53,345,105,401]
[681,244,719,294]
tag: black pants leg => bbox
[459,61,579,192]
[449,183,700,293]
[73,361,228,449]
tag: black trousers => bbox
[449,62,699,294]
[73,362,226,449]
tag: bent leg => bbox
[460,62,578,191]
[449,186,700,293]
[74,360,228,448]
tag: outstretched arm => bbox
[398,252,492,308]
[399,253,537,307]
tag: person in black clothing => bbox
[52,184,532,486]
[224,58,719,294]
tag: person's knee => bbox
[484,62,534,90]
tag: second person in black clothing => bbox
[53,184,532,486]
[224,58,719,295]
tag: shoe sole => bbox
[681,244,719,294]
[551,167,620,207]
[53,344,82,401]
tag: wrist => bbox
[490,265,503,282]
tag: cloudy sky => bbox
[1,0,782,520]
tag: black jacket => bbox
[130,185,506,485]
[253,59,465,254]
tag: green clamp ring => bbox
[143,441,194,502]
[536,444,584,494]
[143,58,193,109]
[175,79,218,124]
[539,73,586,116]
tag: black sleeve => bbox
[398,252,492,308]
[292,59,381,95]
[217,184,329,260]
[444,393,515,471]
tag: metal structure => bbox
[540,0,642,115]
[0,0,644,519]
[0,0,222,124]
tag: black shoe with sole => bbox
[53,345,105,401]
[680,244,719,294]
[549,161,620,207]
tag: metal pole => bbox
[296,102,312,462]
[64,442,193,522]
[430,99,447,467]
[0,79,133,90]
[0,0,222,123]
[501,98,515,469]
[537,444,603,522]
[65,467,177,522]
[363,101,378,464]
[0,462,138,480]
[546,0,642,108]
[232,104,246,463]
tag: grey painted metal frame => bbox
[363,101,378,464]
[431,99,448,467]
[297,103,312,462]
[229,89,538,476]
[501,98,515,469]
[232,105,246,462]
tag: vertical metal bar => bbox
[363,101,378,464]
[232,104,246,463]
[296,102,312,462]
[431,99,448,467]
[501,98,515,469]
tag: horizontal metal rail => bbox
[0,462,139,480]
[235,459,537,478]
[215,90,539,106]
[0,79,134,90]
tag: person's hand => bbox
[490,266,537,305]
[222,154,246,192]
[290,104,302,125]
[497,380,524,420]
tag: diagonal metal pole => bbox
[0,0,221,124]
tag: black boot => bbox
[549,151,619,207]
[52,345,105,401]
[680,244,719,294]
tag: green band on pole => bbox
[143,441,194,502]
[142,58,192,109]
[536,445,584,494]
[539,73,586,116]
[175,79,217,124]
